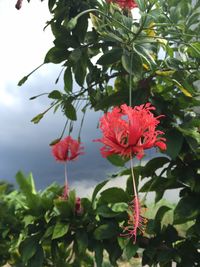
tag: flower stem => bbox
[130,154,137,198]
[129,53,133,107]
[63,163,69,199]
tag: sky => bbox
[0,0,179,201]
[0,0,116,192]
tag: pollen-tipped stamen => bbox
[121,154,147,243]
[121,196,147,243]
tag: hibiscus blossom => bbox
[52,136,84,162]
[95,103,166,160]
[52,136,84,207]
[106,0,137,9]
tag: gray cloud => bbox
[0,67,115,190]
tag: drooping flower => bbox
[95,103,166,160]
[52,136,84,162]
[52,136,84,204]
[106,0,137,9]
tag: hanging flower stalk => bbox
[51,136,84,213]
[95,103,166,242]
[121,155,148,243]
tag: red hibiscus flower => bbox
[106,0,137,9]
[95,103,166,160]
[52,136,84,162]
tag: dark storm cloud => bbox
[0,68,114,189]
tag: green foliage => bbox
[12,0,200,266]
[0,174,127,266]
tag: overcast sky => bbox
[0,0,118,193]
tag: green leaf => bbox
[170,6,180,23]
[121,51,142,78]
[74,60,86,86]
[172,79,193,97]
[117,237,129,250]
[28,245,44,267]
[76,229,88,254]
[154,206,171,233]
[165,129,183,159]
[44,47,68,64]
[66,17,78,30]
[157,248,175,264]
[48,0,56,12]
[107,154,128,167]
[96,205,119,218]
[69,48,82,63]
[16,172,44,215]
[125,240,138,260]
[97,48,123,65]
[177,126,200,144]
[64,67,73,92]
[73,15,88,43]
[94,222,119,240]
[140,175,181,203]
[19,237,38,263]
[155,205,171,223]
[180,2,190,17]
[63,101,77,121]
[134,45,156,69]
[174,196,200,224]
[187,12,200,27]
[166,58,183,70]
[102,31,124,43]
[48,90,62,99]
[100,187,129,203]
[43,225,54,239]
[187,42,200,58]
[52,222,69,240]
[111,202,128,212]
[31,113,44,124]
[0,183,10,195]
[16,171,36,195]
[92,180,109,204]
[136,0,146,11]
[146,219,157,235]
[142,157,170,178]
[68,189,76,209]
[18,76,28,86]
[105,239,122,265]
[163,224,179,243]
[94,243,103,267]
[54,199,73,218]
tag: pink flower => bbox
[95,103,166,160]
[52,136,84,162]
[106,0,137,9]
